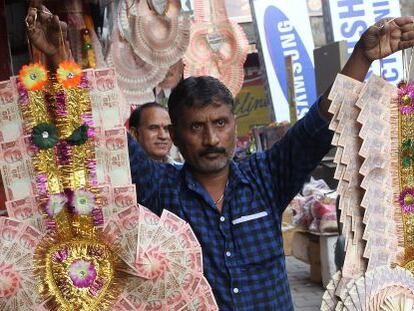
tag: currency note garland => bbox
[17,60,124,310]
[0,60,220,309]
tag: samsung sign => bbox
[252,0,316,121]
[326,0,402,83]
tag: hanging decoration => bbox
[0,3,219,308]
[106,27,166,106]
[319,43,414,309]
[183,0,249,96]
[122,0,191,68]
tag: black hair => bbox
[167,76,234,125]
[128,102,167,128]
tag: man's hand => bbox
[318,16,414,121]
[25,1,69,70]
[359,17,414,62]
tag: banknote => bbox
[93,68,123,130]
[104,127,132,186]
[113,185,137,210]
[117,205,140,264]
[359,154,387,177]
[98,184,137,221]
[0,220,43,310]
[113,295,137,311]
[102,206,218,310]
[0,79,23,143]
[93,127,109,185]
[328,74,363,101]
[0,139,36,201]
[6,196,44,232]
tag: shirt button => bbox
[226,251,231,257]
[233,288,239,294]
[220,216,225,222]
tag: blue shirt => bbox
[128,102,332,310]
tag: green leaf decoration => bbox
[31,123,59,149]
[66,125,89,146]
[403,157,412,168]
[402,139,413,150]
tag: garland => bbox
[396,81,414,271]
[17,61,121,310]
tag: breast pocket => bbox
[232,209,284,266]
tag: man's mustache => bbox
[199,147,226,157]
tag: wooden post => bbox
[0,0,12,81]
[285,55,297,124]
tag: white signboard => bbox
[252,0,317,122]
[327,0,402,83]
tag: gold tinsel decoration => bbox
[34,210,126,311]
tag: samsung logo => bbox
[264,6,316,119]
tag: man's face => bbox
[170,101,236,174]
[133,107,173,161]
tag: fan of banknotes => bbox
[321,270,341,310]
[341,266,414,311]
[322,266,414,311]
[0,218,43,310]
[104,205,218,310]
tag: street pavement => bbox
[287,256,324,311]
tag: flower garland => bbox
[16,60,121,310]
[17,66,64,231]
[18,60,103,229]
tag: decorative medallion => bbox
[206,31,224,52]
[35,233,123,310]
[19,63,48,91]
[184,0,249,96]
[56,60,83,89]
[120,0,190,67]
[147,0,169,16]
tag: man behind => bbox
[129,102,173,163]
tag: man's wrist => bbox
[353,41,373,66]
[340,42,372,82]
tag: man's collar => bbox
[182,160,250,192]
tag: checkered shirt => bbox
[128,101,333,310]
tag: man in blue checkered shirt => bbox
[128,18,414,310]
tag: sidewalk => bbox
[286,256,324,311]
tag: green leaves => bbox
[31,123,59,149]
[401,138,414,168]
[66,125,89,146]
